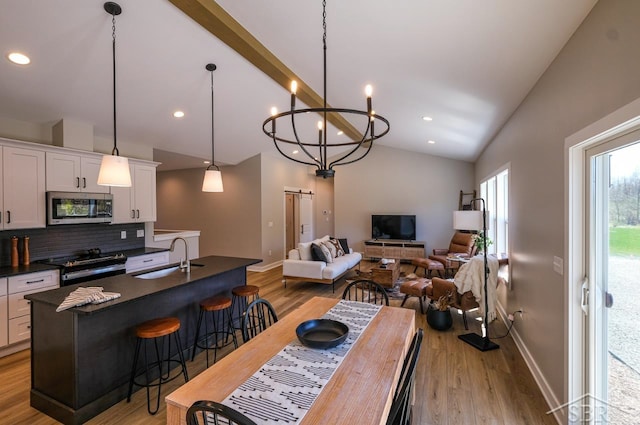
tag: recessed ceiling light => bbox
[337,131,344,136]
[7,52,30,65]
[292,150,299,154]
[173,110,185,118]
[203,160,211,164]
[422,116,433,121]
[427,140,435,144]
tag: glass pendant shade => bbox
[202,169,223,192]
[97,154,131,187]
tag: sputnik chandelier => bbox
[262,0,390,178]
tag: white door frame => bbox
[565,98,640,424]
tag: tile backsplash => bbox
[0,223,145,266]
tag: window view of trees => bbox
[610,172,640,226]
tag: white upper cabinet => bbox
[111,162,157,223]
[46,152,109,193]
[2,146,46,230]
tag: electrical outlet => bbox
[136,229,144,238]
[120,230,126,239]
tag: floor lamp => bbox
[453,199,500,352]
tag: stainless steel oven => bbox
[47,191,113,225]
[39,249,127,286]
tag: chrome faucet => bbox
[169,237,190,273]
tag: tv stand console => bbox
[364,240,425,261]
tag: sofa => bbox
[283,235,362,292]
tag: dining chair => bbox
[241,298,279,343]
[386,328,424,425]
[187,400,257,425]
[342,279,390,305]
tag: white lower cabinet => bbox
[125,252,170,274]
[0,278,7,347]
[4,270,59,347]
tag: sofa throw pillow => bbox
[319,242,333,263]
[298,241,313,261]
[337,238,349,254]
[311,243,329,262]
[325,239,344,258]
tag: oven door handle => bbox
[62,264,126,281]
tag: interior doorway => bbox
[285,190,314,257]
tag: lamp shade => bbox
[202,169,224,192]
[453,210,483,231]
[97,154,131,187]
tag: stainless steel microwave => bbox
[47,192,113,225]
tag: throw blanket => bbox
[453,255,499,322]
[56,286,121,312]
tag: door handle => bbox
[82,177,86,188]
[580,276,589,316]
[76,177,80,188]
[136,209,140,219]
[6,210,10,224]
[605,292,614,308]
[131,210,135,219]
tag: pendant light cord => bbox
[211,68,216,167]
[322,0,327,164]
[111,12,119,156]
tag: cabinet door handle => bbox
[82,177,86,188]
[143,259,153,263]
[136,209,140,219]
[76,177,80,188]
[27,278,45,284]
[131,210,135,219]
[0,211,2,224]
[6,211,10,223]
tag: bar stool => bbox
[127,316,189,415]
[191,294,238,367]
[230,285,260,331]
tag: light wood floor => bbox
[0,261,557,425]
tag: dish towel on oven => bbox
[56,286,121,312]
[222,300,382,425]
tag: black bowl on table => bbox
[296,319,349,349]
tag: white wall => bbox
[260,153,317,268]
[474,0,640,410]
[334,145,475,255]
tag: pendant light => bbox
[202,63,224,192]
[262,0,389,178]
[97,2,132,187]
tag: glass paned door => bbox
[587,141,640,424]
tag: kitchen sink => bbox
[133,263,204,279]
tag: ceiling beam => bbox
[168,0,363,142]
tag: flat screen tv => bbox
[371,214,416,241]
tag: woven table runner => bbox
[222,300,382,424]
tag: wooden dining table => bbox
[165,296,416,425]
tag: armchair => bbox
[427,277,479,330]
[428,231,477,271]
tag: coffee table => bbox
[371,261,400,288]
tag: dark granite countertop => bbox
[0,262,60,278]
[119,247,169,257]
[25,255,261,314]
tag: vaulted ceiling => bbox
[0,0,596,170]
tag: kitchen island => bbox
[25,255,260,425]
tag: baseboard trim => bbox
[247,260,283,273]
[496,303,563,425]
